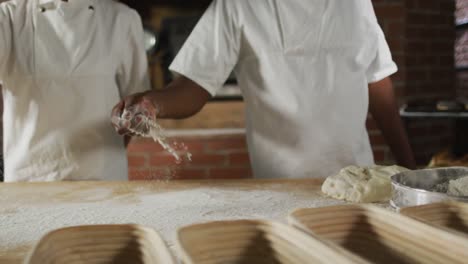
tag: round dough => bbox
[321,165,409,203]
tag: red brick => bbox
[189,154,226,166]
[129,169,172,181]
[169,139,204,153]
[387,21,405,37]
[406,68,429,81]
[375,5,405,18]
[438,28,455,39]
[430,123,453,132]
[129,169,151,181]
[408,126,430,137]
[150,154,179,166]
[387,39,404,52]
[439,0,455,13]
[205,138,247,152]
[417,0,442,10]
[392,54,405,67]
[430,42,455,52]
[406,26,432,40]
[407,41,430,53]
[438,55,454,66]
[128,141,164,152]
[407,12,430,26]
[209,168,253,179]
[228,152,251,165]
[173,169,207,180]
[128,155,147,168]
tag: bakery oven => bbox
[401,99,468,167]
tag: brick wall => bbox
[456,28,468,98]
[405,0,456,164]
[457,72,468,98]
[367,0,456,165]
[456,0,468,98]
[128,133,252,180]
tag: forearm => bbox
[112,76,211,135]
[368,78,416,169]
[147,76,211,119]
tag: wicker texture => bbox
[25,225,175,264]
[289,205,468,264]
[401,201,468,237]
[177,220,367,264]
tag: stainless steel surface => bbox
[391,167,468,209]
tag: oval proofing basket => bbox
[289,205,468,264]
[24,224,175,264]
[176,219,367,264]
[400,201,468,237]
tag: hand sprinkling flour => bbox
[111,102,191,165]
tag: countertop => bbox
[0,179,363,263]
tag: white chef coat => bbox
[0,0,150,182]
[170,0,397,179]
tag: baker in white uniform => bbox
[0,0,150,181]
[112,0,416,178]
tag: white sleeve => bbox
[0,5,11,80]
[169,0,240,96]
[117,9,151,98]
[365,2,398,83]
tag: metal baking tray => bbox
[391,167,468,209]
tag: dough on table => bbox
[321,165,410,203]
[447,176,468,197]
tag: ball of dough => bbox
[321,165,409,203]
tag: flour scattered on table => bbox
[432,181,450,194]
[0,188,346,250]
[431,176,468,197]
[448,176,468,196]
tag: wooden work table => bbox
[0,179,373,263]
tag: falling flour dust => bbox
[128,118,190,164]
[0,187,349,251]
[127,115,192,164]
[117,111,193,180]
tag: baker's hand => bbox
[111,92,158,136]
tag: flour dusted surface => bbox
[448,176,468,196]
[429,176,468,197]
[0,186,348,251]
